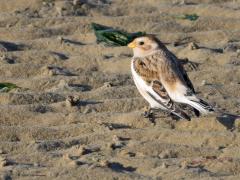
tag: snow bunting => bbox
[128,35,214,120]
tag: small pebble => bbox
[90,156,99,162]
[65,96,79,107]
[234,118,240,129]
[173,42,180,47]
[57,36,64,43]
[55,1,73,16]
[111,135,124,149]
[179,0,186,5]
[161,162,168,168]
[112,135,120,142]
[201,80,207,86]
[180,161,188,169]
[33,162,39,167]
[215,146,225,150]
[56,6,63,17]
[159,151,170,159]
[83,106,92,114]
[136,152,145,157]
[119,149,129,156]
[99,160,109,167]
[236,49,240,57]
[73,0,82,6]
[103,82,112,88]
[173,0,185,5]
[69,160,83,167]
[42,1,48,6]
[58,79,68,88]
[107,142,114,149]
[62,153,71,161]
[88,164,97,169]
[188,42,199,50]
[127,152,136,157]
[78,146,87,155]
[65,96,74,107]
[0,54,6,60]
[41,66,53,76]
[0,156,7,167]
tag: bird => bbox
[127,35,214,120]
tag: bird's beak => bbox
[127,41,136,48]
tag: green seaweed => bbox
[0,83,18,92]
[91,23,145,46]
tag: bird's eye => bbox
[139,41,144,45]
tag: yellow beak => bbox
[127,41,136,48]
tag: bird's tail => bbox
[187,98,214,114]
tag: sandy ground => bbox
[0,0,240,179]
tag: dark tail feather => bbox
[193,108,200,117]
[190,99,214,114]
[198,99,214,111]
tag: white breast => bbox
[131,59,167,110]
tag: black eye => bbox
[139,41,144,45]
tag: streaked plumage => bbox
[128,35,213,120]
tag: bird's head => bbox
[127,35,162,57]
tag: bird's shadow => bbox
[216,113,240,130]
[150,109,240,129]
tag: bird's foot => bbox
[142,108,156,124]
[143,110,154,118]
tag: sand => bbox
[0,0,240,179]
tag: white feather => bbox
[164,82,209,114]
[131,59,167,110]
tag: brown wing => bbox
[168,52,196,94]
[146,35,196,94]
[133,56,191,120]
[168,52,200,116]
[133,57,177,109]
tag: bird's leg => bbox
[142,107,156,124]
[143,107,154,118]
[145,108,184,121]
[169,112,180,121]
